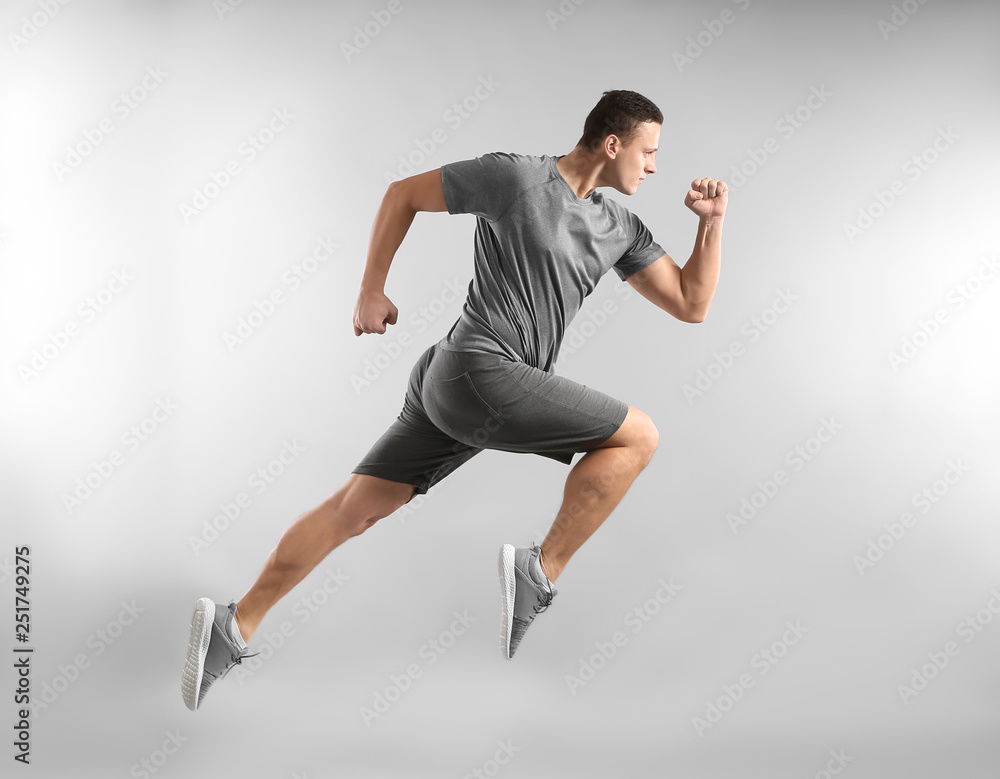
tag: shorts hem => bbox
[350,466,428,502]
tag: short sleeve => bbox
[440,152,525,221]
[612,209,665,281]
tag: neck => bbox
[557,147,607,199]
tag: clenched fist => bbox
[684,177,728,221]
[353,288,398,335]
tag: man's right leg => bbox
[183,343,482,709]
[234,473,415,642]
[182,473,418,710]
[233,341,482,641]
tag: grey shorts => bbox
[352,343,629,501]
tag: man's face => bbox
[609,121,659,195]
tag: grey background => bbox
[2,0,999,777]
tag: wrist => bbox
[699,215,724,229]
[360,277,385,295]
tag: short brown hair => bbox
[577,90,663,151]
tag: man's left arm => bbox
[626,177,728,323]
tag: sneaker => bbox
[498,543,556,659]
[181,598,256,711]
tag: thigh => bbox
[341,472,418,517]
[352,344,483,501]
[590,404,658,451]
[422,349,629,464]
[420,347,509,450]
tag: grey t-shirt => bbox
[437,152,664,372]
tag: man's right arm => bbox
[354,169,448,335]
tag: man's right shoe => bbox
[181,598,255,711]
[498,543,556,659]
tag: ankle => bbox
[233,607,255,644]
[538,548,561,583]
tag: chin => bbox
[611,179,640,196]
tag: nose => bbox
[646,156,657,175]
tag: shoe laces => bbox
[533,580,554,615]
[217,648,260,681]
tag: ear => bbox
[603,134,621,160]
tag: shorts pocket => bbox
[425,371,505,442]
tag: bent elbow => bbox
[384,179,418,216]
[679,304,708,324]
[682,295,713,323]
[670,309,704,324]
[385,179,405,205]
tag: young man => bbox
[182,90,728,711]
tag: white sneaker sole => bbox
[499,544,516,659]
[181,598,215,711]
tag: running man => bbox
[182,90,728,710]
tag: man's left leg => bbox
[537,404,658,582]
[499,404,657,658]
[427,351,662,659]
[414,348,661,657]
[540,406,659,582]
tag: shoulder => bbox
[597,194,638,230]
[480,151,548,165]
[439,152,553,217]
[441,153,553,192]
[442,152,552,176]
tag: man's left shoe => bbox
[498,543,556,659]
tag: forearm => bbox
[680,216,724,322]
[360,182,417,292]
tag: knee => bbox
[630,410,659,468]
[349,515,380,538]
[643,419,659,462]
[344,506,391,540]
[341,475,415,537]
[345,504,397,539]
